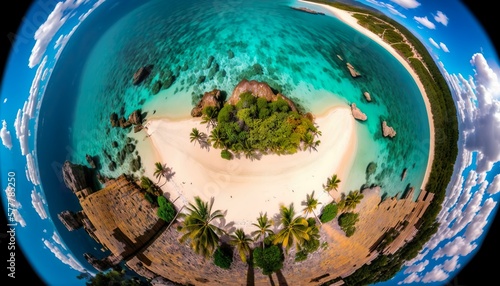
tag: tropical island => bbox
[189,79,321,160]
[55,1,459,285]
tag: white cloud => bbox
[29,0,87,68]
[487,174,500,194]
[31,189,48,219]
[414,16,436,29]
[404,260,429,274]
[391,0,421,9]
[78,0,106,22]
[433,11,449,26]
[439,42,450,53]
[442,256,461,272]
[52,231,67,250]
[26,152,41,185]
[0,120,13,149]
[366,0,407,18]
[421,266,449,283]
[42,238,87,272]
[11,209,27,227]
[461,54,500,172]
[14,56,48,156]
[398,272,421,284]
[463,197,497,242]
[433,236,476,259]
[429,38,439,49]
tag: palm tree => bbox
[273,203,310,254]
[209,128,224,149]
[179,196,225,258]
[140,176,161,196]
[303,191,321,225]
[190,127,201,144]
[153,162,169,185]
[344,190,364,211]
[230,228,253,263]
[201,106,218,129]
[190,127,207,146]
[251,212,274,248]
[323,174,341,200]
[302,133,320,152]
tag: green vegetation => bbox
[344,190,364,211]
[295,218,321,262]
[230,228,253,263]
[323,174,341,199]
[253,245,284,275]
[319,203,338,223]
[251,212,274,248]
[156,196,176,223]
[140,176,162,197]
[179,196,225,258]
[213,245,233,269]
[302,191,321,223]
[338,212,359,237]
[82,268,149,286]
[310,1,459,284]
[201,92,320,158]
[272,203,311,254]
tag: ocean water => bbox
[36,0,430,263]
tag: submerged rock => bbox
[228,50,234,59]
[132,65,152,85]
[86,154,96,169]
[205,55,215,69]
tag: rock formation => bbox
[58,210,83,231]
[228,79,297,111]
[351,103,367,121]
[133,65,152,85]
[382,121,397,138]
[191,89,224,117]
[86,154,96,169]
[128,109,142,125]
[346,63,361,77]
[62,161,88,193]
[363,91,371,102]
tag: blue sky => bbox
[1,0,500,285]
[1,1,106,285]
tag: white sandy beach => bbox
[132,106,356,233]
[300,0,435,191]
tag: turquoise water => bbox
[43,0,431,209]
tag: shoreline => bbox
[300,0,435,192]
[132,105,357,233]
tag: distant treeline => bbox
[308,1,459,285]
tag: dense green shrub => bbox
[213,246,233,269]
[253,245,283,275]
[204,91,320,157]
[157,196,176,223]
[338,212,359,236]
[320,203,338,223]
[144,192,157,205]
[220,149,232,160]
